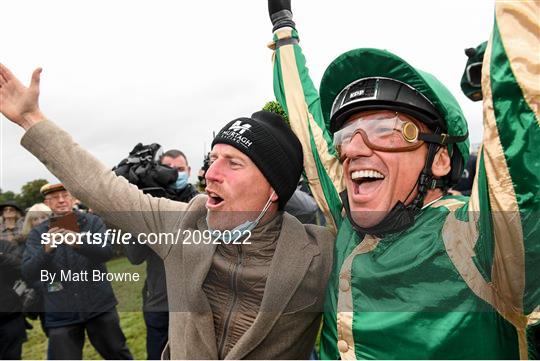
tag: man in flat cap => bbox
[0,62,333,358]
[21,183,132,359]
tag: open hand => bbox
[0,64,46,130]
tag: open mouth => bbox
[206,190,225,208]
[350,169,385,196]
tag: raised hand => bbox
[0,64,46,130]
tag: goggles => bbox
[333,112,431,157]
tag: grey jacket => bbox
[21,120,334,359]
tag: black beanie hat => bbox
[212,110,303,209]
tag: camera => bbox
[113,143,178,198]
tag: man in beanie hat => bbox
[0,62,333,357]
[266,0,539,359]
[206,111,303,231]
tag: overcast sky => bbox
[1,0,494,193]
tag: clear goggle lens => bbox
[333,113,426,156]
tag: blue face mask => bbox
[173,171,189,190]
[207,192,275,242]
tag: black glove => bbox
[268,0,295,32]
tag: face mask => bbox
[207,192,275,242]
[172,171,189,190]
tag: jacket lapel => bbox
[181,217,219,359]
[225,213,319,360]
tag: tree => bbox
[263,100,289,124]
[15,179,48,209]
[0,189,17,203]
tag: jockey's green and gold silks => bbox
[269,0,539,358]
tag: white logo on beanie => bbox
[228,121,252,134]
[220,121,253,148]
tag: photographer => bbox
[159,149,199,202]
[121,148,198,360]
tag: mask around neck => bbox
[207,192,275,242]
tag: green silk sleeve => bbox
[270,27,344,233]
[471,0,540,323]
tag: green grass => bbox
[22,257,148,360]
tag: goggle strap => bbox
[418,131,468,146]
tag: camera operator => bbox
[121,148,198,360]
[159,149,198,202]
